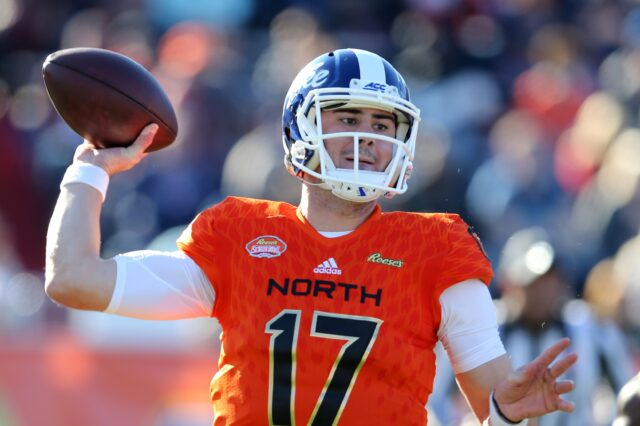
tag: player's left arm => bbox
[455,354,511,420]
[457,339,577,424]
[438,280,507,421]
[439,280,577,424]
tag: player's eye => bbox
[373,123,389,132]
[340,117,357,126]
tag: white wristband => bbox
[60,163,110,201]
[489,392,528,426]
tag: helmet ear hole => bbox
[284,127,291,139]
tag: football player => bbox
[45,48,577,425]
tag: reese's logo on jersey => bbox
[367,253,404,268]
[245,236,287,258]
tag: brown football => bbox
[42,47,178,152]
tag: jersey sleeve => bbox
[435,215,493,293]
[177,209,214,264]
[105,250,214,319]
[437,279,505,373]
[176,198,250,319]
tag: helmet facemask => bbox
[289,79,421,203]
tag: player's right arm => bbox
[45,124,158,311]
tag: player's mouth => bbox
[344,156,376,166]
[343,157,378,171]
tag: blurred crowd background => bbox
[1,0,640,425]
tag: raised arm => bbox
[457,338,577,425]
[45,124,158,311]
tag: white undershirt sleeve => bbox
[437,279,506,374]
[105,250,215,320]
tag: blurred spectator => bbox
[607,233,640,358]
[496,227,634,426]
[614,374,640,426]
[0,117,48,270]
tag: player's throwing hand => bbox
[74,123,158,176]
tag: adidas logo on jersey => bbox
[313,258,342,275]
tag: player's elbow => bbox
[45,260,114,311]
[45,268,84,308]
[44,278,66,305]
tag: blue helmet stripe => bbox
[337,49,361,85]
[383,61,397,89]
[382,60,408,99]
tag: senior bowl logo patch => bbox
[245,236,287,258]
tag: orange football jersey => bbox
[177,196,492,425]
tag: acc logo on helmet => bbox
[363,82,387,92]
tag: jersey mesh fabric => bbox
[177,196,493,425]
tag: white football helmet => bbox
[282,48,421,202]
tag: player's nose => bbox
[358,136,376,146]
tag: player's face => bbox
[320,107,397,172]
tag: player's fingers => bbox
[554,398,575,413]
[129,123,158,155]
[554,379,575,395]
[531,338,571,368]
[549,352,578,378]
[507,341,572,386]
